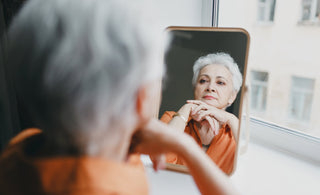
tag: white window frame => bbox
[202,0,214,26]
[288,76,314,122]
[201,0,219,27]
[300,0,320,23]
[257,0,276,23]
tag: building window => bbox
[251,71,269,112]
[301,0,320,21]
[257,0,276,22]
[289,76,315,121]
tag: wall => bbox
[149,0,203,30]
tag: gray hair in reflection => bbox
[7,0,165,154]
[192,52,243,92]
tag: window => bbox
[251,71,268,112]
[219,0,320,139]
[257,0,276,22]
[301,0,320,22]
[288,76,315,121]
[217,0,320,180]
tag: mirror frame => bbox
[161,26,250,175]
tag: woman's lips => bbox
[203,95,217,100]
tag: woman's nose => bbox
[206,82,216,92]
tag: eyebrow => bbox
[216,76,228,81]
[199,74,210,78]
[199,74,228,81]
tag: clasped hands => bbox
[184,100,230,145]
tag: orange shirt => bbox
[0,129,149,195]
[161,111,236,174]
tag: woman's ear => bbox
[136,86,148,121]
[136,80,162,122]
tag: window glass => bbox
[301,0,320,22]
[302,0,313,21]
[289,76,314,121]
[257,0,276,22]
[219,0,320,138]
[251,71,268,113]
[317,0,320,17]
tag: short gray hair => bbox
[192,52,242,92]
[7,0,165,154]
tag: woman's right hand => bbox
[177,103,195,118]
[131,119,188,156]
[167,103,197,132]
[130,119,240,195]
[130,119,190,170]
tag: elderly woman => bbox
[161,52,242,174]
[0,0,240,194]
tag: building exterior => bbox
[220,0,320,137]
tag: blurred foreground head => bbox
[7,0,165,155]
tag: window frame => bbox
[288,76,315,122]
[299,0,320,24]
[257,0,276,24]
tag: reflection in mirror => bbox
[159,27,249,175]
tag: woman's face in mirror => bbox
[194,64,236,109]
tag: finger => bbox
[191,100,211,107]
[206,117,218,137]
[205,116,216,133]
[207,109,225,123]
[152,154,166,172]
[191,112,201,122]
[197,111,208,121]
[187,100,204,106]
[193,110,209,122]
[192,105,207,115]
[190,110,201,121]
[213,118,220,135]
[156,155,166,171]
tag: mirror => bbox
[159,27,250,175]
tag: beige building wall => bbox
[220,0,320,137]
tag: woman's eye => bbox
[217,81,225,85]
[199,79,207,84]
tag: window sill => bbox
[243,116,320,165]
[297,20,320,27]
[232,141,320,195]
